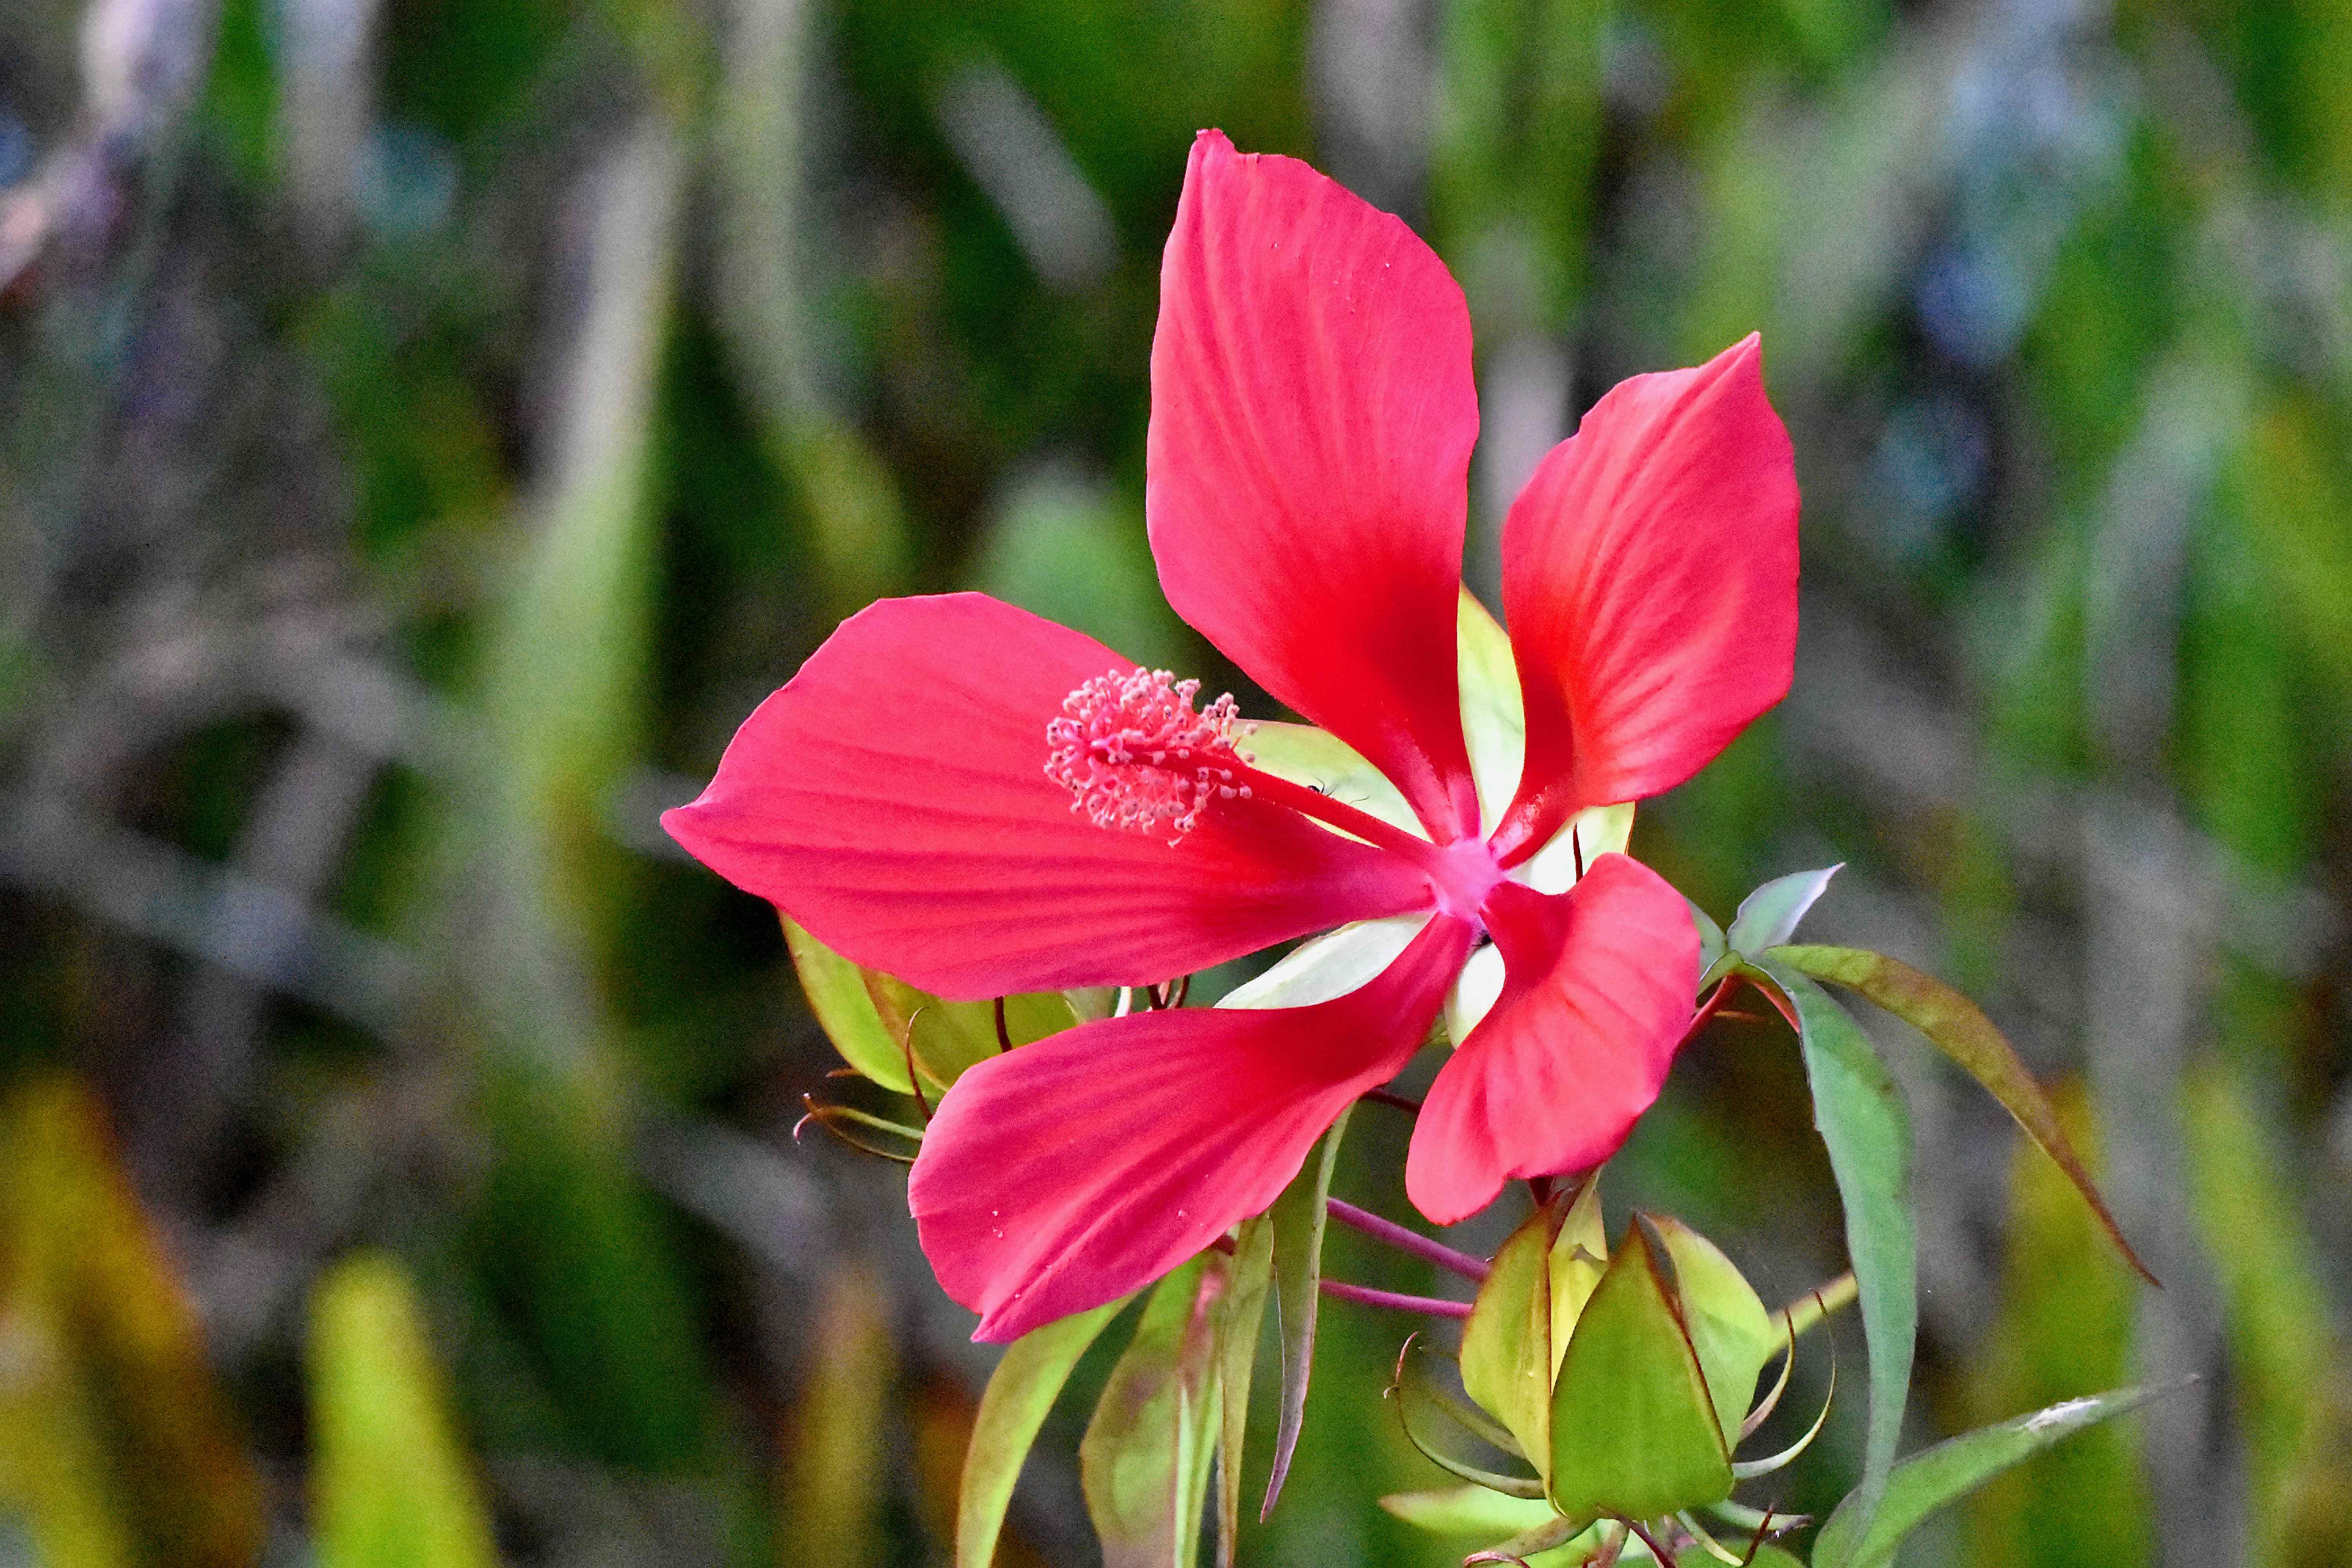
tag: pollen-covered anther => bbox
[1043,666,1249,844]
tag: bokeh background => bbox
[2,0,2349,1563]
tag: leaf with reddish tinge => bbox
[1,1077,267,1568]
[1082,1257,1227,1568]
[956,1294,1131,1568]
[1214,1218,1274,1567]
[1774,943,2155,1287]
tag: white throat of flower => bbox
[1220,587,1635,1042]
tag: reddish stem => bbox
[1230,762,1448,875]
[1623,1520,1680,1563]
[1327,1198,1491,1283]
[1318,1279,1473,1319]
[1680,976,1737,1048]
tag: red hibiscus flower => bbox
[664,130,1797,1342]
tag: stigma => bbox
[1044,666,1252,844]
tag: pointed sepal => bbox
[1546,1217,1734,1528]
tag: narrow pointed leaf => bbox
[1689,899,1730,982]
[4,1079,267,1568]
[1811,1384,2179,1568]
[1391,1343,1547,1499]
[1379,1484,1561,1536]
[1547,1220,1732,1528]
[1743,956,1915,1563]
[1261,1107,1350,1518]
[1465,1511,1586,1564]
[956,1294,1131,1568]
[309,1254,500,1568]
[1774,943,2155,1285]
[777,1265,895,1564]
[1647,1216,1777,1443]
[1082,1258,1227,1568]
[1214,1218,1274,1568]
[1461,1195,1568,1469]
[1726,866,1841,955]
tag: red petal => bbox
[1494,336,1798,858]
[663,594,1431,998]
[1406,859,1699,1226]
[1148,129,1481,842]
[912,916,1474,1341]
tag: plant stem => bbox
[1318,1279,1473,1319]
[1773,1271,1858,1341]
[1680,976,1735,1049]
[1621,1519,1679,1564]
[1327,1198,1492,1283]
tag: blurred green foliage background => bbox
[0,0,2348,1563]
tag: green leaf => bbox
[777,1264,895,1565]
[309,1253,500,1568]
[1261,1107,1350,1518]
[1648,1216,1777,1443]
[781,916,914,1094]
[1726,865,1841,955]
[1,1078,267,1567]
[1547,1219,1733,1529]
[782,918,1084,1096]
[1214,1218,1274,1568]
[956,1294,1131,1568]
[1082,1258,1227,1568]
[1462,1196,1566,1469]
[1812,1385,2178,1568]
[1774,943,2154,1286]
[1743,956,1915,1563]
[478,126,680,956]
[863,972,1081,1094]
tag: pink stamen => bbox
[1043,669,1495,902]
[1044,666,1250,845]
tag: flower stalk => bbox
[1325,1198,1491,1283]
[1318,1279,1474,1320]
